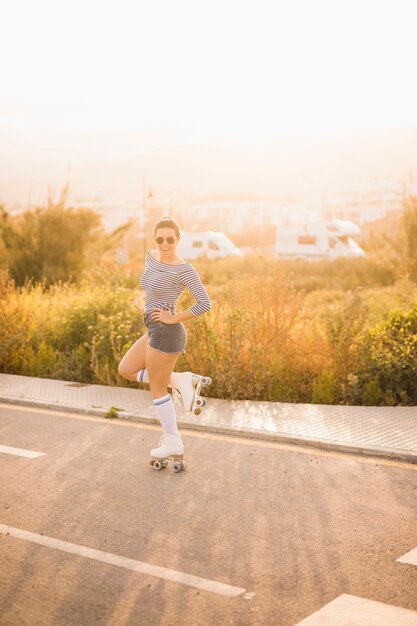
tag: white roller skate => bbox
[149,433,186,473]
[170,371,212,415]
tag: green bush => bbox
[0,202,102,287]
[311,370,341,404]
[0,271,32,373]
[0,277,143,385]
[361,377,385,406]
[356,304,417,405]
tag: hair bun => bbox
[153,215,181,238]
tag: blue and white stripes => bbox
[153,394,171,407]
[153,394,179,435]
[140,251,211,317]
[137,368,149,383]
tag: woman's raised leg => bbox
[118,333,149,382]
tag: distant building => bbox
[321,192,403,225]
[70,194,140,231]
[67,175,413,236]
[182,179,408,234]
[181,200,284,232]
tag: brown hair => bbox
[153,215,181,239]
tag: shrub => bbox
[357,304,417,405]
[0,271,32,373]
[0,202,102,287]
[324,290,369,386]
[179,272,304,400]
[0,278,144,384]
[311,370,341,404]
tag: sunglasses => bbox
[155,236,176,244]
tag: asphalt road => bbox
[0,403,416,626]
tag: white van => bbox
[177,231,242,260]
[275,219,366,260]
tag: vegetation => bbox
[105,406,122,419]
[0,192,102,286]
[1,194,417,406]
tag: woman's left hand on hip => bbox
[151,308,175,324]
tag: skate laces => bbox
[158,434,167,447]
[172,388,182,406]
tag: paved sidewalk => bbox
[1,373,416,463]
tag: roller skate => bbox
[149,433,186,473]
[170,371,212,415]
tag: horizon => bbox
[2,126,417,211]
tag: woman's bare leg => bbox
[118,332,179,387]
[146,345,180,399]
[118,333,149,381]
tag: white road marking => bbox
[243,591,256,600]
[0,524,246,597]
[397,547,417,566]
[295,594,417,625]
[0,444,45,458]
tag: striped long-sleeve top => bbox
[140,251,211,317]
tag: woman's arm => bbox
[151,266,211,324]
[178,265,211,317]
[151,307,197,324]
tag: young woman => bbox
[118,215,211,467]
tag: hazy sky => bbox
[2,0,417,161]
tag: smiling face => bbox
[154,227,179,259]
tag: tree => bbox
[0,199,103,286]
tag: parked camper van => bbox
[177,231,242,260]
[275,219,365,260]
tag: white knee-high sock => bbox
[153,394,179,436]
[136,368,150,383]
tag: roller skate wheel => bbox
[195,397,206,408]
[172,462,182,473]
[201,376,212,386]
[153,460,163,470]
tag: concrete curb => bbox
[2,395,417,466]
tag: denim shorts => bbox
[143,309,187,354]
